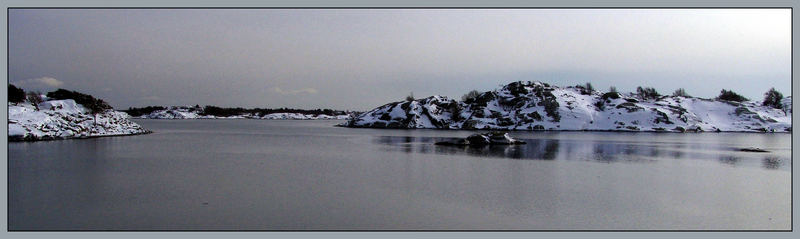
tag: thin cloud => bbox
[270,87,319,95]
[14,77,64,88]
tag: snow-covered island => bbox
[8,93,150,141]
[127,105,351,120]
[342,81,791,132]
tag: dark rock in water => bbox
[434,139,470,146]
[435,132,526,146]
[466,134,491,145]
[739,147,770,153]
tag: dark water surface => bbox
[8,119,791,230]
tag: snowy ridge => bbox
[8,99,149,141]
[137,106,240,119]
[259,112,349,120]
[343,81,791,132]
[140,106,205,119]
[137,106,349,120]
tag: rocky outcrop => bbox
[342,95,458,129]
[343,81,791,132]
[9,99,150,141]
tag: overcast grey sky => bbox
[9,9,791,110]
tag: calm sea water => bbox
[8,119,791,230]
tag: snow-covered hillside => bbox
[343,81,791,132]
[137,106,350,120]
[9,99,150,141]
[137,106,238,119]
[139,106,207,119]
[259,112,349,120]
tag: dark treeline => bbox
[8,84,25,103]
[46,89,113,113]
[124,106,167,116]
[9,84,113,113]
[124,105,353,117]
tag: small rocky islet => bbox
[341,81,791,133]
[435,132,526,146]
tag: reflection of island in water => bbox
[374,136,789,170]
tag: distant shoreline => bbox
[8,130,153,143]
[124,105,355,120]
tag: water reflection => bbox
[376,136,563,160]
[374,135,790,170]
[718,156,740,166]
[762,157,783,170]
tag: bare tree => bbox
[584,82,594,92]
[762,87,783,109]
[26,91,43,110]
[636,86,660,100]
[461,90,481,102]
[717,89,749,102]
[672,88,690,97]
